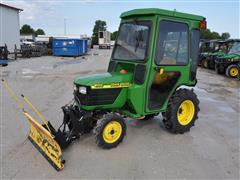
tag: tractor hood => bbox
[74,72,133,87]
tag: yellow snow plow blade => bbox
[2,79,64,171]
[24,112,64,171]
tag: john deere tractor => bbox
[204,39,239,70]
[60,8,205,149]
[215,39,240,78]
[205,40,229,69]
[199,39,228,69]
[2,8,206,171]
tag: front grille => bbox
[74,86,121,106]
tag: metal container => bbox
[52,38,87,56]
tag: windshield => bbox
[112,21,151,61]
[228,42,240,55]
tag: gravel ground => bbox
[1,49,239,179]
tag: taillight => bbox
[200,18,207,30]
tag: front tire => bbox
[226,64,239,78]
[94,113,126,149]
[163,88,200,134]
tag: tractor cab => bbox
[202,40,230,69]
[199,39,227,68]
[200,40,219,54]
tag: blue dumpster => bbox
[0,59,8,66]
[84,39,88,53]
[53,38,87,56]
[78,39,87,55]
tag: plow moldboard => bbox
[24,112,64,171]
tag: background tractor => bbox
[215,40,240,78]
[199,39,228,69]
[205,40,229,69]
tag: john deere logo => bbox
[91,83,131,89]
[93,84,104,88]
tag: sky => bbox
[2,0,240,38]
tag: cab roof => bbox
[121,8,204,21]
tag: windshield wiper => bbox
[135,39,139,52]
[135,31,144,52]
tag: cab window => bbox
[112,21,151,61]
[155,21,189,65]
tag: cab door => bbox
[146,19,190,112]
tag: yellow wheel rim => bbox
[177,100,195,126]
[229,67,238,77]
[103,121,122,143]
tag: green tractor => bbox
[199,39,226,69]
[204,40,229,69]
[3,8,207,170]
[215,39,240,78]
[58,8,206,149]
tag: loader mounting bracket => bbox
[46,103,93,150]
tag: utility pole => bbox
[64,18,66,35]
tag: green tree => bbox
[35,28,45,36]
[211,31,221,39]
[111,31,118,40]
[200,29,221,40]
[221,32,230,39]
[20,24,35,35]
[92,20,107,45]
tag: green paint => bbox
[74,72,132,86]
[120,8,203,21]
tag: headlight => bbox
[79,86,87,94]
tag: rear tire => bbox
[163,88,200,134]
[226,64,239,78]
[94,113,126,149]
